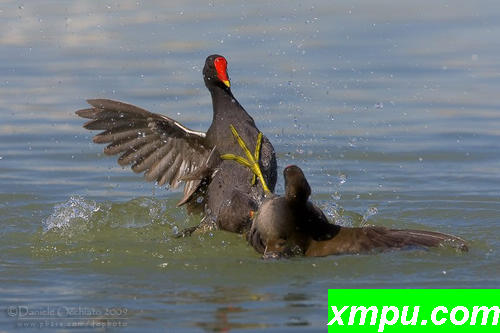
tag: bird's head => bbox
[203,54,231,90]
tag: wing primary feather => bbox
[171,159,189,189]
[84,118,147,131]
[132,142,172,173]
[146,148,179,182]
[104,135,156,155]
[77,99,212,206]
[86,99,152,117]
[158,153,183,186]
[94,128,152,144]
[118,139,162,166]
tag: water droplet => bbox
[331,192,341,201]
[366,206,378,217]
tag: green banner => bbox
[328,289,499,332]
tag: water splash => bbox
[328,173,347,201]
[360,206,378,227]
[322,202,353,227]
[42,196,175,235]
[43,196,99,232]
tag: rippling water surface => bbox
[1,0,499,331]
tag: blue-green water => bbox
[1,0,499,331]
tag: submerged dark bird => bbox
[76,55,277,234]
[248,165,468,258]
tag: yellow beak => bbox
[223,80,231,88]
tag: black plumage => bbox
[76,55,277,234]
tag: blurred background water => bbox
[1,0,499,331]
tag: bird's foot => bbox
[261,239,289,259]
[173,217,216,238]
[173,225,199,238]
[220,124,270,193]
[262,251,284,260]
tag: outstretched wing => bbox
[76,99,213,206]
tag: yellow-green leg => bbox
[221,124,270,194]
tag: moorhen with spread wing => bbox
[76,55,277,234]
[248,165,468,258]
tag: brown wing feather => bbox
[76,99,212,205]
[306,226,468,256]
